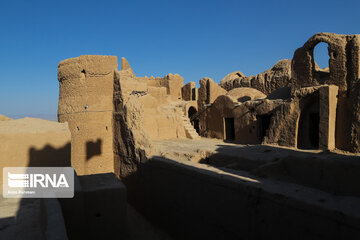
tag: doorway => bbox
[224,118,235,141]
[297,100,320,149]
[257,114,272,142]
[188,107,200,134]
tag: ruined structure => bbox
[49,32,360,239]
[58,34,360,176]
[291,33,360,152]
[218,33,360,152]
[220,59,292,95]
[58,55,201,176]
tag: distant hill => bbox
[5,114,57,121]
[0,115,12,121]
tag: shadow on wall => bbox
[237,96,251,102]
[29,143,71,167]
[86,139,102,161]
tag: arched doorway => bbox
[188,107,197,118]
[188,107,199,134]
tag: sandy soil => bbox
[0,117,68,134]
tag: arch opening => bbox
[313,42,330,84]
[188,107,197,118]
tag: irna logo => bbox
[8,172,69,188]
[3,167,74,198]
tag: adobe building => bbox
[58,55,199,176]
[52,32,360,239]
[216,33,360,152]
[57,33,360,176]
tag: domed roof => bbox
[226,87,266,102]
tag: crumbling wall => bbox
[197,77,227,137]
[264,100,299,148]
[136,73,184,100]
[113,62,188,179]
[117,59,187,140]
[166,73,184,100]
[263,85,338,150]
[57,55,191,177]
[204,83,338,150]
[140,91,187,140]
[291,33,360,152]
[198,77,227,105]
[182,81,196,101]
[113,69,152,179]
[206,95,285,144]
[220,59,292,95]
[348,36,360,152]
[136,76,167,89]
[291,33,347,90]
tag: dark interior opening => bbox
[297,98,320,149]
[257,114,272,142]
[309,112,320,148]
[188,107,200,134]
[193,119,200,134]
[238,96,251,102]
[224,118,235,141]
[191,88,196,101]
[188,107,197,118]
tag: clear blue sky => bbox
[0,0,359,119]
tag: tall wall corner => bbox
[319,85,338,150]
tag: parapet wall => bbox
[124,157,360,240]
[0,118,71,185]
[136,73,184,100]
